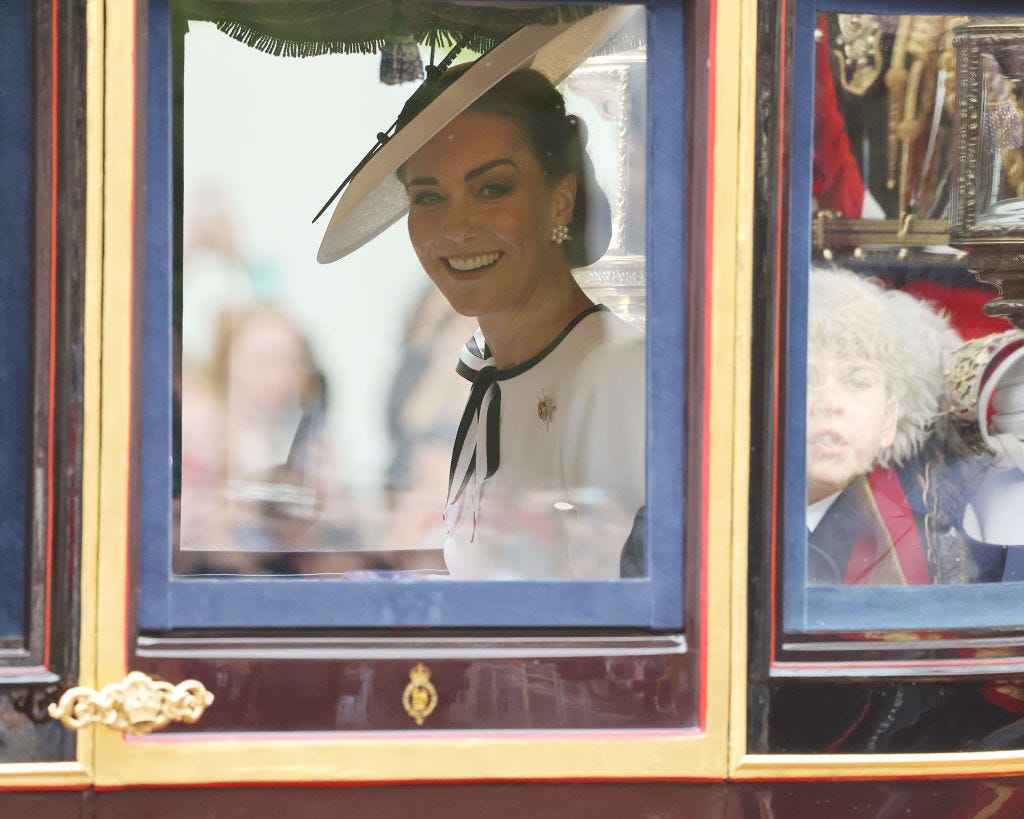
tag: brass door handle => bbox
[48,671,214,735]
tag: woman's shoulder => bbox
[552,310,644,422]
[577,305,644,342]
[558,308,646,513]
[570,308,645,379]
[553,306,644,367]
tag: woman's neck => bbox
[478,276,594,369]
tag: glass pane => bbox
[0,0,33,643]
[173,4,648,582]
[803,12,1024,594]
[0,0,79,765]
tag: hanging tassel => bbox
[380,1,423,85]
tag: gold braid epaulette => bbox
[946,330,1024,456]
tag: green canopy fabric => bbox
[175,1,605,58]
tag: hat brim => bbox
[316,4,643,264]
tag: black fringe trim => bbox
[215,21,386,57]
[203,4,619,60]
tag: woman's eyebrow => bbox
[406,158,516,188]
[465,158,516,181]
[406,174,439,187]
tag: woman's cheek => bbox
[407,212,425,253]
[408,216,437,270]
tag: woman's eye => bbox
[411,190,442,207]
[479,181,512,199]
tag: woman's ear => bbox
[550,173,577,227]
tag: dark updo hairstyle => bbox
[397,65,612,268]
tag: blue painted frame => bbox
[783,0,1024,634]
[0,1,35,640]
[140,0,686,630]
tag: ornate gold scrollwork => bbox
[48,671,214,736]
[401,662,438,726]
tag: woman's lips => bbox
[443,251,502,273]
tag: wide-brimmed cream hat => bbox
[316,4,642,264]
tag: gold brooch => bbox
[537,389,556,429]
[402,662,438,726]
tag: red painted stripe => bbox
[89,774,725,791]
[9,767,1024,792]
[774,655,1024,671]
[83,766,1024,789]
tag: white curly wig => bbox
[808,267,962,467]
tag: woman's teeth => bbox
[446,252,501,271]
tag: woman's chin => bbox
[434,292,484,318]
[435,286,505,320]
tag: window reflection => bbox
[807,13,1024,587]
[815,13,966,222]
[173,7,647,579]
[805,267,983,585]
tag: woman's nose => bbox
[441,198,478,241]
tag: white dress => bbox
[443,305,645,579]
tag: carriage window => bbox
[0,0,83,763]
[775,7,1024,633]
[744,0,1024,758]
[140,0,686,629]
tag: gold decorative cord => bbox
[885,16,947,216]
[48,671,214,736]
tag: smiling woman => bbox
[317,17,646,579]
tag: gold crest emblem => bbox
[402,662,438,726]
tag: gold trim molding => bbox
[48,671,214,736]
